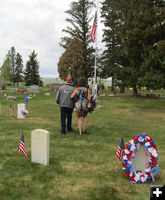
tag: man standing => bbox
[56,75,74,134]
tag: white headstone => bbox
[31,129,49,166]
[100,94,106,96]
[29,85,41,93]
[17,103,26,119]
[45,93,51,96]
[132,144,149,171]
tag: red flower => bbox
[125,172,130,177]
[133,136,138,141]
[131,175,136,182]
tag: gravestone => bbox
[17,103,26,119]
[132,144,149,171]
[29,85,41,93]
[100,94,106,97]
[45,93,51,96]
[31,129,49,166]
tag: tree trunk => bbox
[133,85,137,96]
[120,85,125,93]
[111,76,115,93]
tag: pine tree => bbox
[58,36,84,85]
[24,51,40,86]
[15,53,23,85]
[60,0,95,78]
[101,0,129,93]
[124,0,165,92]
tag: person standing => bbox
[56,75,74,134]
[71,77,91,136]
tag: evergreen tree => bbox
[60,0,95,79]
[24,51,40,86]
[101,0,165,92]
[101,0,129,93]
[15,53,23,85]
[58,36,84,85]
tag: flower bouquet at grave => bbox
[88,95,97,113]
[21,109,29,115]
[28,94,32,99]
[12,96,16,100]
[6,96,16,101]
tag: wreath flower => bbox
[21,110,29,115]
[122,133,159,183]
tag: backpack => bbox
[76,88,88,112]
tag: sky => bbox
[0,0,104,78]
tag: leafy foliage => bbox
[58,36,84,85]
[8,46,16,85]
[0,55,11,81]
[60,0,95,78]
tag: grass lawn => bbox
[0,88,165,200]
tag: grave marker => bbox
[17,104,26,119]
[31,129,49,166]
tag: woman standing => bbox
[71,77,91,136]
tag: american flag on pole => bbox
[116,137,125,161]
[9,104,13,115]
[17,133,27,158]
[67,71,72,81]
[91,11,98,43]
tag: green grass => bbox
[0,88,165,200]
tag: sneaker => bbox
[67,128,74,132]
[61,130,66,135]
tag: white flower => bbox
[130,145,136,151]
[134,173,141,182]
[145,142,151,147]
[123,155,128,160]
[145,167,151,173]
[138,137,144,142]
[124,149,130,154]
[141,174,147,183]
[148,147,157,157]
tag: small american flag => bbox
[116,137,125,161]
[91,11,98,43]
[24,93,28,104]
[9,104,13,115]
[17,133,27,158]
[67,72,72,81]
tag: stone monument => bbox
[31,129,49,166]
[17,103,26,119]
[132,144,149,171]
[29,85,41,93]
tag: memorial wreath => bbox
[122,133,159,183]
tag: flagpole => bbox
[93,0,99,98]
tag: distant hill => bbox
[41,77,65,85]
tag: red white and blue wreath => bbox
[116,133,159,183]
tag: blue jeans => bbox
[60,107,73,133]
